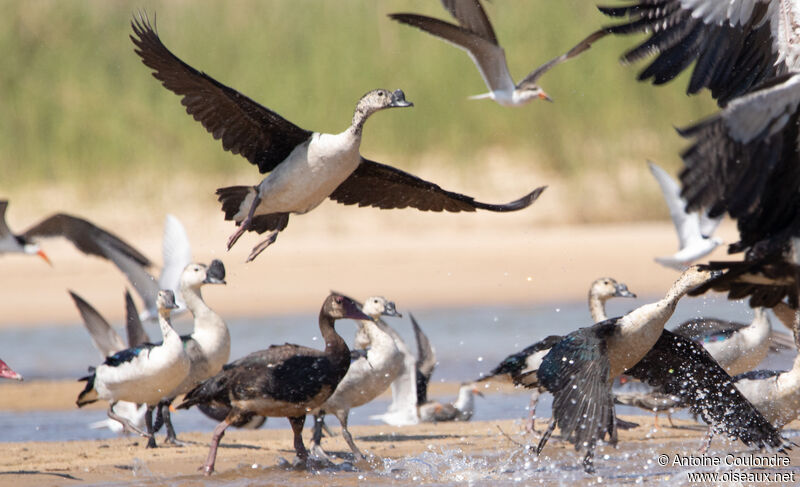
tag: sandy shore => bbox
[1,412,798,486]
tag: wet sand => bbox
[2,411,798,487]
[2,380,800,486]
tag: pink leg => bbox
[227,194,261,250]
[245,231,279,262]
[202,419,231,476]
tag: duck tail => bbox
[76,373,98,407]
[216,185,257,222]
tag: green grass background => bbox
[0,0,717,219]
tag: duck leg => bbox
[160,399,183,445]
[288,415,309,466]
[108,401,147,437]
[698,428,714,454]
[145,406,157,448]
[310,412,334,462]
[336,409,365,459]
[246,231,279,262]
[227,194,261,250]
[202,418,231,476]
[526,389,541,433]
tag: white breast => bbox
[255,131,361,215]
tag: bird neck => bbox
[157,311,178,344]
[588,293,608,322]
[319,313,350,373]
[350,104,375,137]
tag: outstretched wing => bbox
[626,329,790,450]
[537,321,619,452]
[23,214,151,267]
[600,0,788,105]
[329,158,546,212]
[130,13,312,174]
[518,28,609,88]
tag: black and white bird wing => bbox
[600,0,792,105]
[22,214,151,267]
[330,158,546,212]
[517,28,610,89]
[679,73,800,252]
[410,313,437,397]
[130,13,312,174]
[124,290,150,347]
[388,12,516,94]
[626,329,790,450]
[482,334,563,387]
[536,321,618,453]
[688,258,800,308]
[440,0,498,45]
[648,161,703,249]
[69,291,126,359]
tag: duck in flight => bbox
[390,0,609,106]
[130,13,546,261]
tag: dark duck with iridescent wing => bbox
[177,293,371,475]
[478,277,636,431]
[535,267,792,473]
[130,13,546,262]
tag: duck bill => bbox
[382,301,403,318]
[203,259,227,285]
[614,283,636,298]
[390,89,413,108]
[343,297,372,321]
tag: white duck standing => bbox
[311,296,404,460]
[76,290,190,447]
[153,260,229,446]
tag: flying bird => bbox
[130,13,546,261]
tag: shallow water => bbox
[0,294,794,444]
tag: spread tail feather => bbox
[216,186,257,222]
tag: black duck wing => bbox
[330,158,545,213]
[130,13,312,174]
[536,320,618,455]
[600,0,784,106]
[672,317,747,341]
[626,329,790,450]
[481,334,563,388]
[688,258,800,309]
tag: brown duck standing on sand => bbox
[177,293,371,475]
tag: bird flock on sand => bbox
[5,0,800,478]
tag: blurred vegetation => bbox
[0,0,717,220]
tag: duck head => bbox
[353,88,413,126]
[324,293,372,322]
[591,277,636,300]
[180,261,226,290]
[156,289,180,312]
[361,296,403,319]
